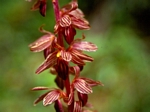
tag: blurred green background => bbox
[0,0,150,112]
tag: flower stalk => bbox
[28,0,104,112]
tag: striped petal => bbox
[69,8,84,18]
[60,50,72,62]
[71,52,85,65]
[29,34,55,52]
[73,79,92,94]
[61,1,78,13]
[72,41,98,52]
[60,15,71,27]
[34,91,50,106]
[68,87,74,105]
[43,89,61,106]
[80,78,104,87]
[72,17,90,30]
[36,51,57,74]
[73,101,82,112]
[71,49,94,62]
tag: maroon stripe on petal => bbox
[60,50,72,62]
[72,17,90,30]
[34,91,50,106]
[80,78,104,87]
[73,101,82,112]
[36,51,57,74]
[71,53,85,65]
[71,49,94,62]
[43,90,61,106]
[72,41,98,52]
[60,15,71,27]
[73,79,92,94]
[29,34,55,52]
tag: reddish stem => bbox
[52,0,73,111]
[64,76,70,96]
[52,0,60,21]
[64,76,74,112]
[52,0,64,47]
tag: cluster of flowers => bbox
[28,0,103,112]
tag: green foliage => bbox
[85,27,150,112]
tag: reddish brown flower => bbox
[73,101,82,112]
[28,0,103,111]
[32,87,66,106]
[29,27,56,53]
[77,92,88,107]
[54,1,90,44]
[54,99,64,112]
[67,65,103,107]
[34,39,97,75]
[31,0,47,16]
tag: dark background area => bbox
[0,0,150,112]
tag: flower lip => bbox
[60,15,72,27]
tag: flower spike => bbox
[27,0,103,111]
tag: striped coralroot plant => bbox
[27,0,104,112]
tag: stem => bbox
[52,0,60,21]
[64,76,70,96]
[52,0,64,47]
[64,76,74,112]
[52,0,72,111]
